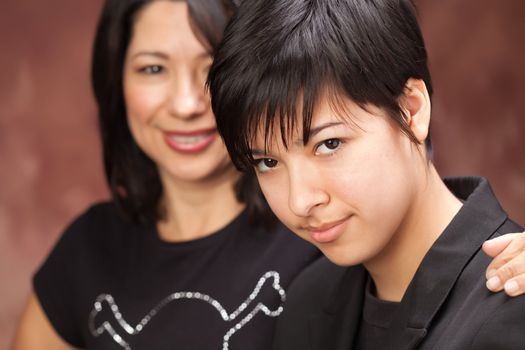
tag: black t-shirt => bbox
[354,278,400,350]
[34,202,320,350]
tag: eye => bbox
[254,158,279,173]
[315,138,342,155]
[141,65,164,74]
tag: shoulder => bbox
[37,201,137,270]
[469,295,525,349]
[497,217,523,236]
[32,201,129,347]
[73,201,126,228]
[58,201,132,245]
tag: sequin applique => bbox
[88,271,285,350]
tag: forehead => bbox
[250,93,377,149]
[128,1,208,57]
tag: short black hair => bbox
[209,0,433,171]
[92,0,273,226]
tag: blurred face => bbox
[251,96,423,266]
[124,1,234,184]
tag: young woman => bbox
[11,0,525,349]
[208,0,525,348]
[11,1,319,349]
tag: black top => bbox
[354,279,399,350]
[34,203,320,350]
[273,177,525,350]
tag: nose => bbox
[168,72,208,120]
[287,163,329,217]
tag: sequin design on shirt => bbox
[88,271,285,350]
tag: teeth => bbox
[170,134,210,144]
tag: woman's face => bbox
[124,1,234,184]
[251,96,424,266]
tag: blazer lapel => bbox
[308,265,368,350]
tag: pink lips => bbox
[306,218,349,244]
[163,128,217,154]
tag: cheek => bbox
[124,80,167,124]
[330,134,413,215]
[258,175,293,223]
[123,83,167,156]
[339,142,415,233]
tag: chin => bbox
[172,168,225,183]
[321,247,367,267]
[162,154,232,180]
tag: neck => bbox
[157,166,245,242]
[365,165,462,302]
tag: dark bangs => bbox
[209,0,433,171]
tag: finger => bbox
[484,232,525,280]
[486,244,525,293]
[486,258,522,293]
[482,233,520,258]
[486,275,504,292]
[503,275,525,297]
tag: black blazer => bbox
[273,177,525,350]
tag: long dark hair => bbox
[92,0,275,227]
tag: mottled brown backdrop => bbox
[1,0,524,348]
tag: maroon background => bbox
[1,0,524,347]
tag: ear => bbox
[400,78,431,143]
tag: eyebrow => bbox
[308,122,344,139]
[251,149,267,157]
[250,121,344,156]
[293,121,345,146]
[130,51,170,60]
[130,51,211,61]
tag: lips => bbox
[163,128,217,154]
[304,217,350,244]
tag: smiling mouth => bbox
[302,217,350,244]
[163,128,217,154]
[170,133,212,143]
